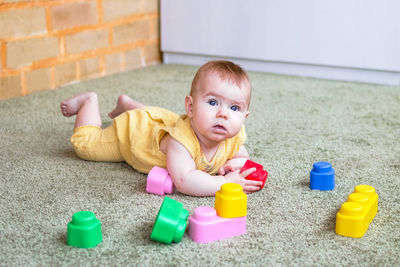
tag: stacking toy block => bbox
[188,206,246,243]
[150,197,189,244]
[336,185,378,238]
[214,183,247,218]
[241,160,268,189]
[146,166,174,195]
[67,211,102,248]
[310,161,335,191]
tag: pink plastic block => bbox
[188,206,246,243]
[146,166,174,195]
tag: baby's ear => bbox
[185,95,194,117]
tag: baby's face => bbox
[186,73,250,146]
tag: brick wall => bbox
[0,0,160,100]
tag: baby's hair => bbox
[190,60,252,99]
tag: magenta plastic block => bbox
[188,206,246,243]
[146,166,174,195]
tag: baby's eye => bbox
[208,99,217,106]
[230,105,240,111]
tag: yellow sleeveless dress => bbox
[71,106,246,174]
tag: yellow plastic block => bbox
[335,185,378,238]
[214,183,247,218]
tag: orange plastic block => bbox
[335,185,378,238]
[214,183,247,218]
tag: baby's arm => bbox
[166,138,261,196]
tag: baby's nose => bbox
[216,107,228,119]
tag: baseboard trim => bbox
[163,52,400,86]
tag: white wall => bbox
[161,0,400,85]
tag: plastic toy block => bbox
[335,185,378,238]
[146,166,174,195]
[241,160,268,189]
[67,211,102,248]
[188,206,246,243]
[214,183,247,218]
[150,196,189,244]
[309,161,335,191]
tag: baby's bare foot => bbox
[60,92,97,117]
[108,94,142,118]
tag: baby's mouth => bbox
[212,124,227,133]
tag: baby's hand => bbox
[224,167,263,194]
[218,164,239,176]
[218,158,247,175]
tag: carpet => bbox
[0,64,399,266]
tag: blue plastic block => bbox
[310,161,335,191]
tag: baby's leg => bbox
[108,94,145,118]
[60,92,102,129]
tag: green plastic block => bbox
[150,197,189,244]
[67,211,102,248]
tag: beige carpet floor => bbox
[0,64,399,266]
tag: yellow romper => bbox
[70,106,246,174]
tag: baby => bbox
[60,60,262,196]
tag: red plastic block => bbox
[188,206,246,243]
[240,160,268,189]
